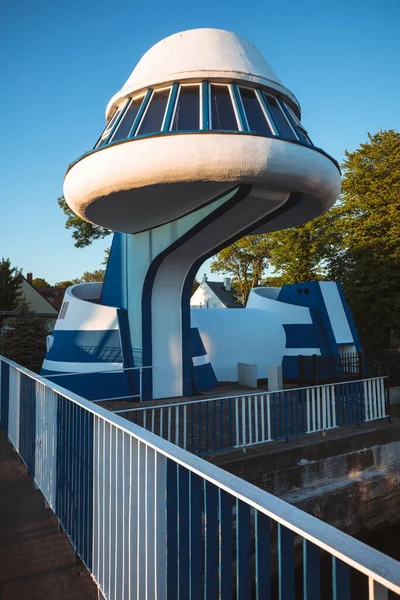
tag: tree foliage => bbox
[211,235,272,305]
[58,195,111,248]
[32,277,50,288]
[55,279,80,288]
[0,258,22,311]
[210,130,400,347]
[327,130,400,347]
[0,299,48,373]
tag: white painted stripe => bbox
[320,282,354,345]
[42,359,124,373]
[192,355,210,367]
[283,348,321,356]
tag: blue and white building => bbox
[42,28,355,400]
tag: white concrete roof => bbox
[106,28,300,118]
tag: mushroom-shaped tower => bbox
[48,28,341,400]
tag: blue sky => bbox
[1,0,399,285]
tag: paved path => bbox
[0,428,98,600]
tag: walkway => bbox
[0,428,98,600]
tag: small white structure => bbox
[191,275,242,309]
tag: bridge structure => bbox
[1,354,400,599]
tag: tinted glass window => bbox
[263,95,297,140]
[171,86,200,131]
[111,97,143,142]
[136,89,170,136]
[210,85,238,131]
[282,102,312,145]
[240,88,272,136]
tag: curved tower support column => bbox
[102,185,294,399]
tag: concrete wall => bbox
[210,420,400,537]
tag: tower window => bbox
[263,94,297,140]
[239,87,273,136]
[210,85,239,131]
[110,96,144,142]
[171,85,200,131]
[136,88,170,136]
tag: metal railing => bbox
[0,355,398,599]
[298,349,400,387]
[117,377,389,455]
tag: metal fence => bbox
[0,355,399,599]
[298,349,400,387]
[117,377,388,455]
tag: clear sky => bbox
[1,0,399,285]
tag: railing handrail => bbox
[0,354,398,593]
[114,375,388,413]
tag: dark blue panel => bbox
[0,361,10,433]
[236,500,251,600]
[166,460,178,596]
[219,490,233,599]
[40,370,134,401]
[282,356,299,379]
[55,395,93,568]
[190,473,203,600]
[192,363,218,394]
[19,375,36,476]
[178,466,190,599]
[45,329,122,363]
[332,557,351,600]
[255,512,271,600]
[278,524,295,600]
[117,309,140,397]
[283,324,320,349]
[278,283,339,354]
[303,540,320,600]
[101,233,128,309]
[190,327,206,357]
[204,481,218,599]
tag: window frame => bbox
[108,92,147,143]
[134,85,173,137]
[282,102,313,145]
[238,85,277,136]
[262,93,299,141]
[209,83,241,132]
[169,83,202,132]
[94,101,128,148]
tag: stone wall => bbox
[209,419,400,536]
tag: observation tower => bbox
[43,29,342,400]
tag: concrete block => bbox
[238,363,257,388]
[268,365,283,391]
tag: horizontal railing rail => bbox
[0,355,398,599]
[118,377,389,455]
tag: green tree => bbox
[327,130,400,348]
[58,195,111,248]
[268,211,338,284]
[81,269,105,282]
[0,299,48,372]
[0,258,22,311]
[32,277,50,288]
[55,279,80,288]
[211,235,272,305]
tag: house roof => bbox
[206,281,243,308]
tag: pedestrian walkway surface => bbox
[0,428,98,600]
